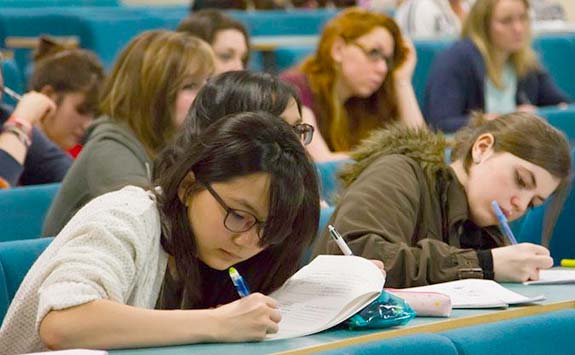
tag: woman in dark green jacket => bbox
[314,112,571,288]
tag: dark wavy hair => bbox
[155,70,302,175]
[154,111,319,308]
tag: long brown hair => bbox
[301,7,408,151]
[453,112,572,244]
[100,30,214,158]
[462,0,539,88]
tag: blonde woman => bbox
[43,30,214,236]
[424,0,570,133]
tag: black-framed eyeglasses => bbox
[202,182,266,238]
[349,42,394,69]
[293,123,314,145]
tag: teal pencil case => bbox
[346,290,416,330]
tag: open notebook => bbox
[524,269,575,285]
[266,255,385,340]
[403,279,544,309]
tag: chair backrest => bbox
[518,147,575,264]
[413,38,453,107]
[538,107,575,145]
[314,333,458,355]
[532,33,575,101]
[315,159,353,205]
[0,183,60,242]
[0,237,53,323]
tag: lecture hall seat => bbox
[0,237,53,323]
[0,183,60,242]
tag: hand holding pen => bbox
[7,90,56,126]
[490,200,553,282]
[214,267,280,341]
[328,224,385,272]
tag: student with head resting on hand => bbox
[424,0,571,133]
[0,111,321,353]
[313,112,571,288]
[280,7,425,162]
[28,37,105,157]
[0,53,69,188]
[177,70,314,148]
[177,9,249,75]
[42,30,214,237]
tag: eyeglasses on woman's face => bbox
[349,41,394,70]
[293,122,314,145]
[202,182,266,239]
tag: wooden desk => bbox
[110,283,575,355]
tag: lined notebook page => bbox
[267,255,385,340]
[524,269,575,285]
[404,279,544,308]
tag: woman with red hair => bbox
[281,7,425,162]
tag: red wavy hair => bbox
[301,7,408,152]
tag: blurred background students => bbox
[29,38,105,156]
[424,0,570,133]
[395,0,471,38]
[42,30,214,237]
[178,9,249,75]
[281,7,425,162]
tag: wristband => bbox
[3,124,32,148]
[5,116,32,138]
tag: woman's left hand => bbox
[393,37,417,83]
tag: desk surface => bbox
[110,283,575,355]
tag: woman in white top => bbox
[395,0,470,38]
[0,111,322,353]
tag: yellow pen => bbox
[560,259,575,268]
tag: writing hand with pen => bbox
[329,225,385,274]
[490,201,553,283]
[205,267,281,342]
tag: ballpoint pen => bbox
[2,86,22,102]
[229,267,251,298]
[491,200,518,245]
[328,224,353,256]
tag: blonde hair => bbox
[462,0,539,88]
[100,30,214,158]
[301,7,408,152]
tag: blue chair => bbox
[0,237,53,323]
[0,183,60,242]
[413,38,453,107]
[315,159,352,205]
[229,9,338,37]
[441,309,575,355]
[518,147,575,264]
[275,45,315,72]
[315,333,458,355]
[538,107,575,145]
[533,33,575,101]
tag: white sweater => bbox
[0,186,169,354]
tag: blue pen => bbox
[229,267,250,298]
[491,200,518,245]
